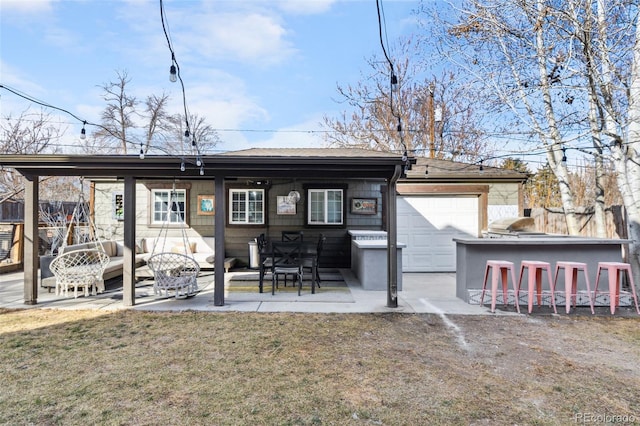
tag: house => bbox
[88,151,527,273]
[2,148,527,307]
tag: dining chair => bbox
[303,234,325,288]
[257,234,273,293]
[282,231,303,242]
[271,241,303,295]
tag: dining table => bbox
[258,240,318,294]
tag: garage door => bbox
[397,196,479,272]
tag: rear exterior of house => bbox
[91,178,386,269]
[91,155,527,272]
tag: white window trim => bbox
[150,188,187,225]
[307,189,344,225]
[229,189,265,225]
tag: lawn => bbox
[1,308,639,425]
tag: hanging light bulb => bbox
[196,157,202,167]
[561,147,567,165]
[199,166,204,176]
[80,121,87,140]
[139,149,145,160]
[183,129,190,144]
[402,150,408,162]
[479,160,484,172]
[180,161,186,172]
[391,74,398,92]
[169,64,177,82]
[191,137,196,147]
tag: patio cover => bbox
[2,148,411,308]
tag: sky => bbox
[0,0,421,154]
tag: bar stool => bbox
[517,260,557,314]
[554,261,594,314]
[480,260,520,313]
[593,262,640,315]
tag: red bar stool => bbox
[593,262,640,315]
[518,260,557,314]
[480,260,520,313]
[554,261,594,314]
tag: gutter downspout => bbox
[387,165,402,308]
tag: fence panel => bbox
[529,206,627,238]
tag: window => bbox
[151,189,186,224]
[308,189,343,225]
[229,189,265,224]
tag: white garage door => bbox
[397,196,479,272]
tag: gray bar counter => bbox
[454,237,630,302]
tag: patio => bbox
[0,269,491,314]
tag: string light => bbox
[199,166,204,176]
[391,74,398,92]
[169,63,177,83]
[80,121,87,139]
[561,147,567,165]
[180,161,186,172]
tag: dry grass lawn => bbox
[1,308,639,425]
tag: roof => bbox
[221,147,402,158]
[1,149,406,180]
[403,157,529,182]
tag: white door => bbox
[397,196,479,272]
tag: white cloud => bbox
[179,11,297,67]
[274,0,337,15]
[0,0,56,13]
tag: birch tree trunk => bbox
[617,17,640,280]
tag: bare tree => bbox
[0,109,67,203]
[142,93,172,155]
[87,70,219,158]
[166,113,221,156]
[323,41,490,162]
[90,70,137,154]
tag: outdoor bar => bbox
[454,236,631,303]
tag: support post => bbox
[24,175,39,305]
[214,176,225,306]
[123,176,136,306]
[387,165,401,308]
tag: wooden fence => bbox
[529,206,627,238]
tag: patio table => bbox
[258,240,317,294]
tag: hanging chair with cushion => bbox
[147,181,201,298]
[50,179,110,297]
[147,252,200,299]
[50,248,110,298]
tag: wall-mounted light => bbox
[287,190,301,204]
